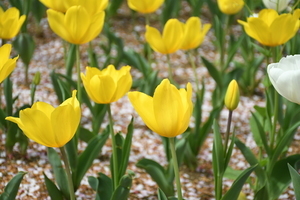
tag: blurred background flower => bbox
[217,0,244,15]
[0,44,19,83]
[127,0,164,14]
[0,7,26,40]
[47,5,105,44]
[262,0,291,12]
[238,9,300,47]
[181,17,211,51]
[145,18,184,54]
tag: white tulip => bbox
[263,0,291,12]
[267,55,300,104]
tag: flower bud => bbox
[224,80,240,111]
[33,71,41,85]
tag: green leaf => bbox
[136,158,174,197]
[65,44,76,77]
[222,165,257,200]
[157,188,168,200]
[0,171,26,200]
[201,57,222,87]
[288,163,300,200]
[250,112,271,156]
[235,138,266,190]
[88,173,113,200]
[74,129,110,190]
[79,127,96,143]
[47,147,70,199]
[269,154,300,200]
[111,171,135,200]
[212,120,224,175]
[43,173,64,200]
[12,33,35,66]
[119,118,134,180]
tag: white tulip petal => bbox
[268,54,300,104]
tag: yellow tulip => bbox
[0,44,19,83]
[81,65,132,104]
[238,9,299,47]
[0,7,26,39]
[217,0,244,15]
[181,17,211,50]
[40,0,108,14]
[128,79,193,138]
[6,90,81,148]
[145,19,184,54]
[127,0,164,14]
[47,5,105,44]
[224,80,240,111]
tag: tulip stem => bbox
[270,90,279,150]
[169,137,183,200]
[108,104,119,190]
[60,146,75,200]
[76,45,82,104]
[166,54,175,84]
[188,51,200,91]
[224,110,233,156]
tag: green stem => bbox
[220,15,229,72]
[224,110,233,156]
[60,146,75,200]
[108,104,119,190]
[188,50,200,92]
[166,54,175,84]
[76,45,82,104]
[270,91,279,150]
[169,137,183,200]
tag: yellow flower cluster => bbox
[43,0,107,44]
[238,9,300,47]
[145,17,211,54]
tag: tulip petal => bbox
[153,79,182,137]
[51,105,78,147]
[128,91,160,134]
[162,19,183,54]
[19,109,55,147]
[83,11,105,44]
[65,6,91,44]
[145,25,167,54]
[270,14,298,45]
[90,75,116,104]
[47,9,70,42]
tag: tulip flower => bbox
[181,17,211,50]
[6,90,81,148]
[145,18,184,54]
[128,79,193,138]
[267,55,300,104]
[0,44,19,83]
[224,80,240,111]
[40,0,108,14]
[0,7,26,39]
[127,0,164,14]
[238,9,299,47]
[81,65,132,104]
[263,0,291,12]
[47,5,105,44]
[217,0,244,15]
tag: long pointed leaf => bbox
[288,163,300,200]
[43,173,64,200]
[0,171,26,200]
[74,129,110,189]
[222,165,257,200]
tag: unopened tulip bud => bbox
[33,71,41,85]
[224,80,240,111]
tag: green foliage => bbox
[0,172,26,200]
